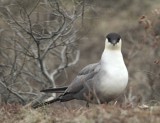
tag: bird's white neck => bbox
[100,49,125,68]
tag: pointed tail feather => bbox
[32,97,60,109]
[32,87,68,108]
[40,86,68,93]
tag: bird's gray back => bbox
[64,63,100,94]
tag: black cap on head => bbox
[106,33,121,45]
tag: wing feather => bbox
[78,63,99,75]
[64,62,100,94]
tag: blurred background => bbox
[0,0,160,106]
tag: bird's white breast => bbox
[97,49,128,98]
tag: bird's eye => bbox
[117,37,120,42]
[108,37,111,42]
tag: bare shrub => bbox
[0,0,87,104]
[120,9,160,105]
[139,10,160,102]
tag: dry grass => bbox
[1,102,160,123]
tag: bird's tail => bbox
[32,96,61,109]
[31,87,67,108]
[40,86,68,93]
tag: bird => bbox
[32,32,128,108]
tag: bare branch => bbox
[0,0,86,105]
[0,80,25,104]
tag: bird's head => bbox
[105,33,122,51]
